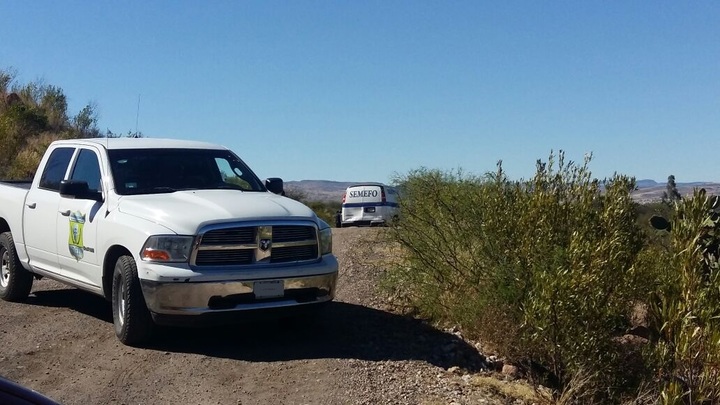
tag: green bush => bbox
[1,68,102,179]
[646,190,720,404]
[306,200,341,226]
[283,187,341,226]
[386,152,649,399]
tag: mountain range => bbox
[285,179,720,204]
[632,179,720,203]
[284,180,357,203]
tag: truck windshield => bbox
[108,148,266,195]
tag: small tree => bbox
[662,175,682,205]
[0,68,15,94]
[72,104,101,138]
[105,129,144,138]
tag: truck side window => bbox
[39,147,75,191]
[70,149,102,192]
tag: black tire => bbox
[0,232,33,302]
[112,255,154,345]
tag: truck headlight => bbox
[141,235,194,262]
[318,223,332,255]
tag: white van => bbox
[340,183,399,227]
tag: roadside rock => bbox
[501,364,520,380]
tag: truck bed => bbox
[0,181,32,190]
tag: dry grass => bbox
[468,375,540,403]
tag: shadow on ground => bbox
[27,288,113,323]
[24,288,486,371]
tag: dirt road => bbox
[0,228,508,404]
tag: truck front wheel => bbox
[0,232,33,302]
[112,255,154,346]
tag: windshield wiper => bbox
[214,184,245,190]
[136,186,178,194]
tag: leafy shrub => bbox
[386,152,649,399]
[306,200,341,226]
[646,190,720,404]
[284,187,341,226]
[1,68,102,179]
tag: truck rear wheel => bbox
[112,255,154,346]
[0,232,33,302]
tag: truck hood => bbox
[116,190,318,235]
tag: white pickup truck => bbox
[0,138,338,345]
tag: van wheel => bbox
[334,212,342,228]
[112,255,154,346]
[0,232,33,302]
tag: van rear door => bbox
[342,184,384,225]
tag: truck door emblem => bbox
[259,239,272,251]
[68,211,86,260]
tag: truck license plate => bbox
[254,280,284,299]
[364,207,376,213]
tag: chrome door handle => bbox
[59,210,71,217]
[26,203,37,209]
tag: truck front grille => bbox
[271,245,319,263]
[193,224,318,266]
[201,228,255,245]
[195,250,253,266]
[272,225,315,242]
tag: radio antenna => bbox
[135,94,141,135]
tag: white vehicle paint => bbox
[340,183,399,227]
[0,138,338,345]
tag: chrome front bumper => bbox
[140,271,337,317]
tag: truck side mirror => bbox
[60,180,103,202]
[265,178,284,195]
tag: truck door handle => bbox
[26,203,37,209]
[59,210,71,217]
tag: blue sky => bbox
[1,1,719,183]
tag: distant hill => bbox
[286,178,720,205]
[635,179,659,188]
[633,180,720,203]
[285,179,720,203]
[285,180,358,203]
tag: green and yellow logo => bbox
[68,211,86,260]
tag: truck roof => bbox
[52,138,228,151]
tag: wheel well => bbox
[0,218,10,235]
[103,245,132,301]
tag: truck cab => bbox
[0,138,338,345]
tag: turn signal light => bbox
[140,235,194,262]
[142,249,171,261]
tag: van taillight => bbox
[342,192,346,203]
[381,188,386,203]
